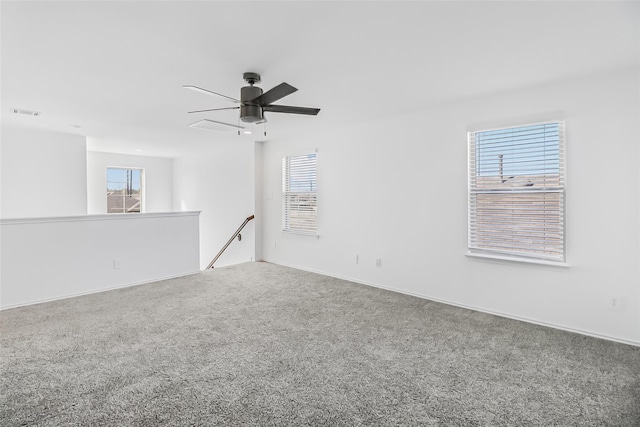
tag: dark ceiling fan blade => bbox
[251,83,297,106]
[262,105,321,115]
[188,106,240,114]
[183,85,240,103]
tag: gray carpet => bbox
[1,262,639,426]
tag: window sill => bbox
[466,251,569,268]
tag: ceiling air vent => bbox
[10,108,41,117]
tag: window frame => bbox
[467,120,566,265]
[282,152,318,236]
[106,167,144,214]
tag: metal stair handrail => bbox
[206,215,255,269]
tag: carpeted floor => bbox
[1,262,639,426]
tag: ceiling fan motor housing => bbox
[240,85,264,123]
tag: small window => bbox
[107,167,143,213]
[468,121,565,262]
[282,153,317,234]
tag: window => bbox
[107,167,143,213]
[282,153,317,234]
[468,121,565,263]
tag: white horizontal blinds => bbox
[469,122,565,261]
[282,153,317,234]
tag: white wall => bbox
[0,127,87,218]
[261,67,640,345]
[173,139,256,269]
[87,151,173,214]
[254,141,264,262]
[0,212,200,309]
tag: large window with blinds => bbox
[282,152,317,234]
[468,121,565,263]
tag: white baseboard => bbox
[0,270,201,311]
[268,260,640,348]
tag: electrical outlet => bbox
[354,254,359,264]
[376,258,382,267]
[113,259,122,269]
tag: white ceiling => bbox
[2,1,638,158]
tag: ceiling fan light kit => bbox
[184,72,320,131]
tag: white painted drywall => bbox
[0,211,200,309]
[173,139,255,269]
[260,67,640,345]
[87,151,173,214]
[0,127,87,218]
[254,141,264,262]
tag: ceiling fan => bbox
[184,72,320,129]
